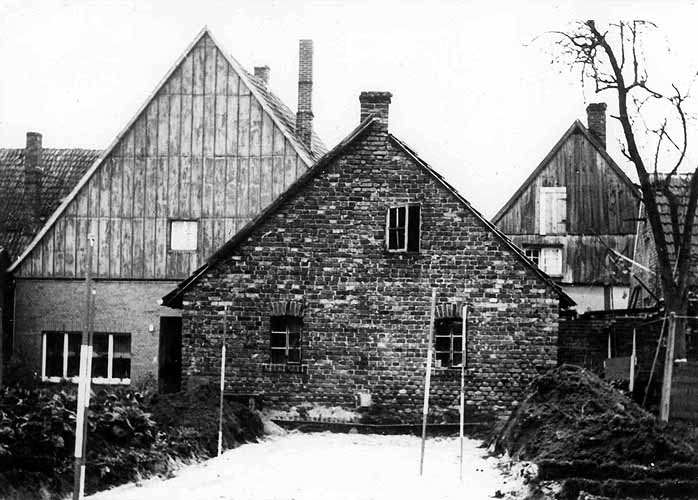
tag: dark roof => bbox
[162,117,574,308]
[492,119,641,224]
[0,148,101,259]
[245,71,327,160]
[648,173,697,264]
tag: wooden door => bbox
[159,317,182,393]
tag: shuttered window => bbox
[540,247,563,276]
[170,220,198,251]
[539,187,567,235]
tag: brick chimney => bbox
[24,132,43,221]
[359,91,392,130]
[586,102,607,149]
[296,40,313,149]
[254,65,270,87]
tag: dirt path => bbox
[88,432,524,500]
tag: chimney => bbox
[254,65,270,87]
[586,102,607,148]
[359,91,392,130]
[24,132,43,221]
[296,39,313,148]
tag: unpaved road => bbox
[88,432,524,500]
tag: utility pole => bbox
[459,305,468,481]
[73,236,95,500]
[218,305,228,456]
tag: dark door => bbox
[159,317,182,393]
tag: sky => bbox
[1,0,697,217]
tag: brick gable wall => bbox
[181,124,560,423]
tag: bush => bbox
[0,383,264,499]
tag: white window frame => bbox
[524,247,540,266]
[386,204,421,252]
[41,331,131,385]
[434,317,464,369]
[170,219,199,252]
[539,187,567,235]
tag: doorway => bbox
[159,317,182,393]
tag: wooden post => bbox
[73,236,94,500]
[459,304,468,481]
[419,289,436,476]
[217,306,227,456]
[642,313,668,408]
[660,313,676,421]
[629,328,636,393]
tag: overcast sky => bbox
[1,0,697,217]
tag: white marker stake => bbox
[459,305,468,481]
[419,289,436,476]
[218,306,228,456]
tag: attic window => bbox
[525,246,563,277]
[170,220,198,252]
[387,205,420,252]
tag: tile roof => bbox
[245,71,327,160]
[0,148,101,259]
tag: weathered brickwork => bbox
[181,116,561,423]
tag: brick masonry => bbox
[180,105,562,423]
[13,279,181,383]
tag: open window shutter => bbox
[539,188,552,235]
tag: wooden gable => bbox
[13,30,314,280]
[494,123,639,236]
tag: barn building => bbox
[3,28,326,390]
[163,92,573,422]
[492,104,641,312]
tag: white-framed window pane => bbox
[524,247,540,266]
[171,220,198,251]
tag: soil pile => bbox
[149,385,263,457]
[494,364,698,466]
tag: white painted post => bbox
[217,306,228,456]
[629,328,636,392]
[459,305,468,481]
[660,313,676,421]
[419,289,436,476]
[73,236,94,500]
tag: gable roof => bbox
[162,117,575,308]
[0,147,101,259]
[8,27,326,274]
[492,119,641,225]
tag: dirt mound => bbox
[494,364,698,466]
[149,385,263,457]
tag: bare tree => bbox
[554,20,695,360]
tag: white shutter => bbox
[541,247,562,276]
[539,187,567,235]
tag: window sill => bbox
[261,363,308,374]
[42,376,131,385]
[431,367,469,377]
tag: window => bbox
[42,331,131,384]
[270,316,302,364]
[387,205,420,252]
[434,318,464,369]
[170,220,198,251]
[539,187,567,235]
[524,247,540,266]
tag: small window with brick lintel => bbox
[270,316,302,364]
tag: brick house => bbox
[492,104,641,312]
[162,92,573,422]
[3,28,325,390]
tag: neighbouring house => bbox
[492,104,641,312]
[0,142,102,375]
[3,28,326,391]
[162,92,574,423]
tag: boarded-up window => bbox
[539,187,567,235]
[387,205,420,252]
[41,331,131,384]
[170,220,198,251]
[540,247,563,276]
[270,316,302,364]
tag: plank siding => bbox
[496,128,639,286]
[15,33,315,280]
